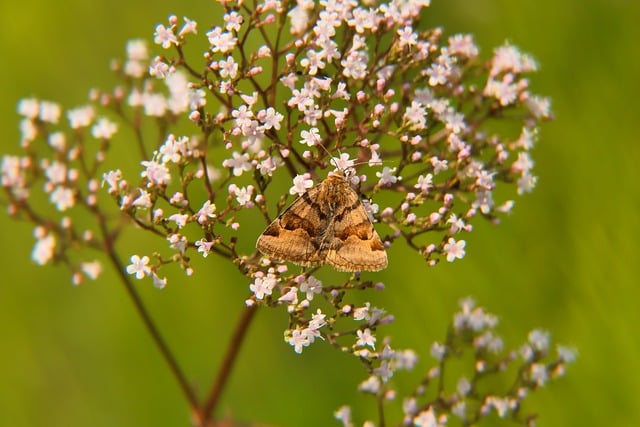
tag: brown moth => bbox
[256,169,388,272]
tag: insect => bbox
[256,168,387,272]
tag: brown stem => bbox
[105,245,203,423]
[201,304,258,424]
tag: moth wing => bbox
[325,189,388,272]
[256,187,327,266]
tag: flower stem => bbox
[106,247,202,421]
[201,304,258,424]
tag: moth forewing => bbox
[256,169,388,272]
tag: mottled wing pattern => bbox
[325,189,388,272]
[256,186,327,266]
[256,171,388,272]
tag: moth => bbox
[256,169,388,272]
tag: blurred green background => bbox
[1,0,638,426]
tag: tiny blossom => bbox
[195,200,217,224]
[222,152,252,176]
[132,189,152,208]
[395,349,418,370]
[397,26,418,48]
[309,309,327,330]
[425,62,450,87]
[373,360,393,382]
[443,238,466,262]
[485,396,510,418]
[223,11,243,32]
[207,27,238,53]
[557,345,578,363]
[126,255,151,279]
[39,101,61,124]
[413,407,439,427]
[472,191,494,214]
[430,342,446,361]
[300,127,321,146]
[526,95,551,119]
[141,158,171,186]
[44,160,67,185]
[528,329,550,353]
[81,261,102,280]
[229,184,254,207]
[67,106,95,129]
[149,57,172,78]
[356,328,376,349]
[102,169,123,194]
[376,167,398,186]
[457,377,471,396]
[17,98,39,119]
[152,274,168,289]
[299,275,322,300]
[142,93,168,116]
[289,174,313,196]
[334,406,352,427]
[447,214,467,233]
[167,233,188,254]
[168,213,189,228]
[217,56,239,79]
[32,233,56,265]
[286,328,310,354]
[154,24,178,48]
[448,34,479,59]
[517,172,538,195]
[195,239,215,257]
[358,375,381,394]
[331,153,355,171]
[159,134,189,164]
[414,174,433,193]
[50,186,76,211]
[278,286,299,305]
[250,272,278,300]
[179,16,198,36]
[529,363,549,387]
[91,118,118,139]
[403,101,428,130]
[259,107,284,130]
[127,39,148,61]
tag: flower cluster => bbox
[335,298,576,427]
[0,0,569,426]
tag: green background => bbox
[0,0,638,426]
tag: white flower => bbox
[358,375,381,394]
[168,213,189,228]
[126,255,151,279]
[356,328,376,349]
[141,159,171,186]
[207,27,237,53]
[530,363,549,386]
[195,200,217,224]
[91,118,118,139]
[222,152,252,176]
[250,272,278,300]
[289,174,313,196]
[443,238,466,262]
[32,233,56,265]
[154,24,178,49]
[50,186,75,211]
[376,166,398,186]
[81,261,103,280]
[299,275,322,300]
[300,127,321,146]
[414,174,433,193]
[195,239,215,258]
[132,189,152,208]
